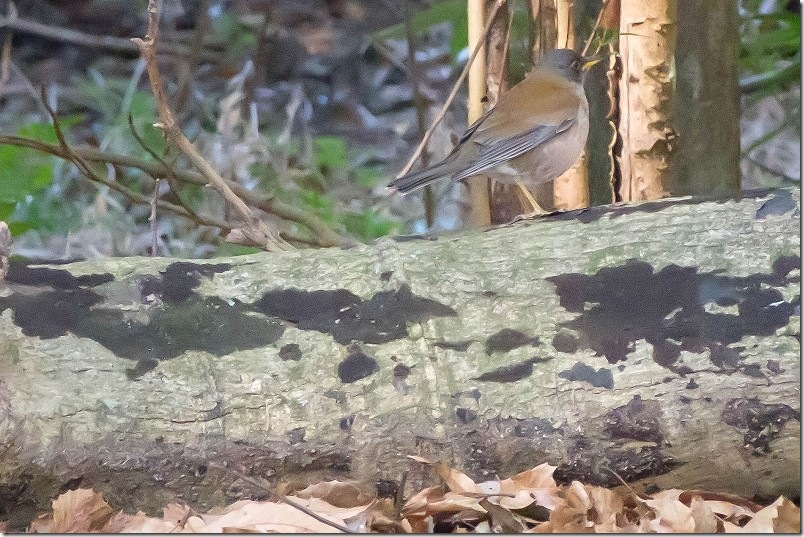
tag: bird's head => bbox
[538,48,602,84]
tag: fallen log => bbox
[0,188,799,525]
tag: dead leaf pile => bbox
[22,460,800,533]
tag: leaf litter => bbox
[23,459,799,533]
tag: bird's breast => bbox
[488,101,589,186]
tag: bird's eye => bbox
[572,60,581,70]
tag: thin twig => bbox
[206,464,355,533]
[0,133,347,247]
[582,0,611,57]
[0,3,214,58]
[127,113,206,225]
[149,178,160,255]
[38,96,235,231]
[394,470,408,520]
[396,0,506,178]
[132,0,291,251]
[403,0,435,226]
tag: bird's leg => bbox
[516,181,550,217]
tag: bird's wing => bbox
[451,117,575,180]
[449,71,583,180]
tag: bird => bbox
[388,48,600,198]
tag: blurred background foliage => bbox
[0,0,799,259]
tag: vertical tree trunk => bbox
[525,0,558,212]
[467,0,493,227]
[617,0,677,201]
[552,0,591,211]
[674,0,741,197]
[485,1,510,105]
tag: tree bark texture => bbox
[0,189,799,523]
[674,0,741,198]
[618,0,678,201]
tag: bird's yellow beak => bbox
[581,57,603,71]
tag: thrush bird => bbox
[389,49,599,196]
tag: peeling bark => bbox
[617,0,678,201]
[0,189,799,523]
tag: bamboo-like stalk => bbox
[466,0,493,227]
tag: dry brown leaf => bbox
[772,496,801,533]
[102,510,179,533]
[479,498,526,532]
[401,485,447,516]
[743,496,801,533]
[702,499,757,520]
[643,489,696,532]
[30,488,116,533]
[586,485,625,531]
[183,500,356,533]
[478,463,563,510]
[294,480,375,508]
[542,481,594,533]
[434,461,479,494]
[689,495,719,533]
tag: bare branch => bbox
[0,134,347,248]
[396,0,506,178]
[132,0,291,251]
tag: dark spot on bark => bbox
[392,363,411,395]
[722,398,800,454]
[767,360,783,374]
[552,330,579,353]
[708,343,741,369]
[287,427,306,444]
[1,287,104,339]
[513,418,560,438]
[338,345,380,383]
[433,339,474,351]
[755,190,796,220]
[393,363,411,379]
[278,343,302,361]
[771,255,800,283]
[5,261,113,288]
[559,362,613,389]
[203,401,224,421]
[604,395,664,444]
[391,233,438,242]
[548,257,798,372]
[686,378,699,389]
[741,363,764,378]
[1,261,279,378]
[140,262,232,303]
[375,480,398,499]
[473,357,548,383]
[340,415,355,431]
[679,395,691,404]
[456,407,477,424]
[254,284,455,345]
[482,290,498,298]
[485,328,540,354]
[452,388,481,402]
[379,271,393,282]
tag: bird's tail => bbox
[388,160,452,194]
